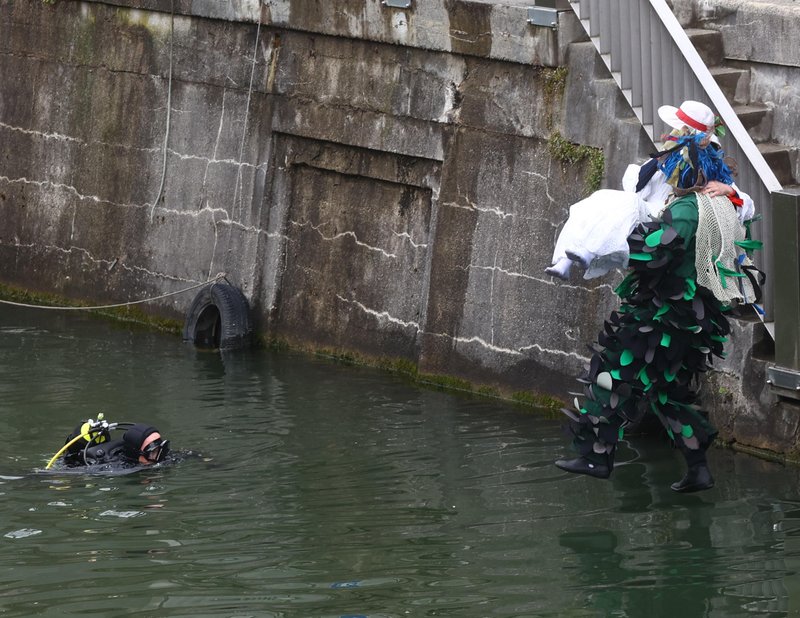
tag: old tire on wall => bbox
[183,283,252,350]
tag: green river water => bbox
[0,305,798,617]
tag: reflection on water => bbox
[1,305,799,617]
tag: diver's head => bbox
[123,424,170,465]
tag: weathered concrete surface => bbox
[1,0,797,458]
[671,0,800,67]
[269,136,437,360]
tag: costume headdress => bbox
[655,132,734,192]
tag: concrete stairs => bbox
[686,27,798,189]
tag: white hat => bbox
[658,100,715,133]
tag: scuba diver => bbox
[45,414,170,471]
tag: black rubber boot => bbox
[555,456,612,479]
[670,464,715,493]
[671,444,715,493]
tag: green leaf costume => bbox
[565,194,727,463]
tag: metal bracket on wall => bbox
[382,0,412,8]
[767,365,800,401]
[527,7,561,30]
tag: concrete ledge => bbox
[85,0,588,67]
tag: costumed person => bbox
[45,413,170,471]
[545,101,755,280]
[553,121,764,492]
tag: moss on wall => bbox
[261,334,565,414]
[542,66,568,130]
[548,131,605,195]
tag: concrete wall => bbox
[1,0,796,456]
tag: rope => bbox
[149,0,175,222]
[231,16,262,223]
[0,273,226,312]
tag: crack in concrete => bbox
[337,294,587,360]
[445,334,524,356]
[465,261,617,295]
[442,198,514,220]
[1,238,202,284]
[208,202,222,284]
[521,161,556,204]
[168,149,267,170]
[0,175,137,209]
[0,122,263,170]
[291,219,398,259]
[0,121,83,144]
[201,88,230,197]
[467,262,543,283]
[393,231,428,249]
[336,295,420,330]
[0,175,281,245]
[517,342,589,362]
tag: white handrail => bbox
[648,0,782,192]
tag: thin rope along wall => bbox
[149,0,175,222]
[0,274,227,311]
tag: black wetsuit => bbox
[64,438,135,467]
[62,423,164,468]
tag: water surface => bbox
[1,305,799,617]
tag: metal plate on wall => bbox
[767,365,800,400]
[527,7,559,29]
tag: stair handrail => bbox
[648,0,782,193]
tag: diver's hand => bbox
[702,181,732,198]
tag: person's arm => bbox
[702,180,754,222]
